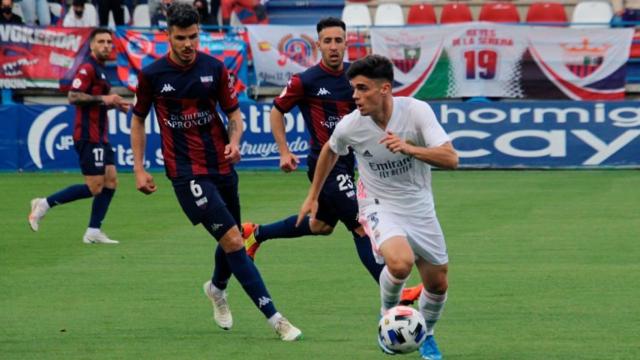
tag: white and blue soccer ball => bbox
[378,305,427,354]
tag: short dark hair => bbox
[316,17,346,35]
[167,2,200,29]
[89,28,112,43]
[346,54,394,83]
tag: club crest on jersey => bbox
[161,83,175,93]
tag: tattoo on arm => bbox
[227,118,237,137]
[68,91,103,105]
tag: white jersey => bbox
[329,97,449,215]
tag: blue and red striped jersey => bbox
[133,52,239,181]
[273,61,356,172]
[71,56,111,144]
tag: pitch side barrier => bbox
[0,100,638,171]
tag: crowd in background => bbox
[0,0,269,27]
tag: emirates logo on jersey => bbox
[368,157,413,179]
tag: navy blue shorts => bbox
[74,140,115,176]
[307,168,360,231]
[172,172,240,240]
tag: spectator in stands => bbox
[62,0,97,27]
[122,0,135,15]
[151,0,172,26]
[612,0,640,24]
[96,0,125,27]
[194,0,218,26]
[221,0,267,26]
[19,0,50,26]
[0,0,23,24]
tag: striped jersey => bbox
[133,52,239,181]
[71,55,111,144]
[273,61,356,173]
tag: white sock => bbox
[210,283,225,297]
[86,227,100,236]
[418,289,447,336]
[267,312,283,328]
[379,266,407,313]
[39,199,50,210]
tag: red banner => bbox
[0,25,92,89]
[115,29,247,94]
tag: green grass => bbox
[1,170,639,359]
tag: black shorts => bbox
[307,168,360,231]
[172,172,240,240]
[74,140,115,176]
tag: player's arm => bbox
[224,108,243,164]
[67,91,103,105]
[130,114,157,195]
[381,132,458,170]
[130,71,156,195]
[68,90,130,112]
[271,75,304,172]
[217,65,243,165]
[405,140,458,170]
[381,102,458,169]
[296,142,339,226]
[270,106,299,172]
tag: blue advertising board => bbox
[0,101,638,172]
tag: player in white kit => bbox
[297,55,458,360]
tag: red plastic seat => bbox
[440,3,473,24]
[347,31,368,62]
[479,2,520,23]
[526,2,568,24]
[407,3,437,24]
[631,30,640,58]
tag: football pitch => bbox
[1,170,638,359]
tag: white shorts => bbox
[358,204,449,266]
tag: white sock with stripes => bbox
[379,266,407,313]
[418,289,447,336]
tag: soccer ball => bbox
[378,305,427,354]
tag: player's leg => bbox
[325,172,386,283]
[215,225,302,340]
[350,226,385,281]
[85,154,118,244]
[241,195,335,259]
[330,177,422,303]
[351,218,424,304]
[409,215,449,360]
[416,259,448,333]
[243,216,334,259]
[209,173,239,301]
[28,141,97,232]
[360,208,413,312]
[378,236,414,312]
[416,259,448,360]
[243,169,357,258]
[175,176,302,340]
